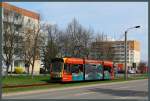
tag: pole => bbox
[83,57,85,80]
[124,26,140,80]
[124,31,127,80]
[0,7,3,100]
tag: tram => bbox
[50,57,114,82]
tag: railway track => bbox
[2,78,122,89]
[3,83,50,88]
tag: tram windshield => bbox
[51,62,63,72]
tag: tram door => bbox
[85,64,103,80]
[103,66,111,80]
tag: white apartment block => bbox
[112,41,140,66]
[91,40,140,69]
[1,2,41,74]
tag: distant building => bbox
[91,40,140,70]
[1,2,41,74]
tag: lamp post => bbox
[124,26,140,80]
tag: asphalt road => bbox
[3,79,148,99]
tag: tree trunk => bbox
[31,47,37,78]
[31,60,35,79]
[6,62,10,76]
[28,66,30,75]
[6,67,8,76]
[31,66,34,78]
[10,64,13,75]
[44,65,47,75]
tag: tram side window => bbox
[64,64,83,74]
[103,66,111,73]
[70,64,83,74]
[64,64,71,73]
[85,64,96,73]
[96,64,103,73]
[79,64,83,72]
[71,65,78,73]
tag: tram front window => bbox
[51,62,63,72]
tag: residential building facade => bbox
[1,2,41,74]
[91,40,140,70]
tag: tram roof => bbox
[63,57,113,67]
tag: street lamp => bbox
[124,26,140,80]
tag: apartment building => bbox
[112,40,140,65]
[91,40,140,70]
[1,2,41,74]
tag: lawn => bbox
[2,74,50,86]
[2,73,148,93]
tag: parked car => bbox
[128,70,136,74]
[2,68,7,76]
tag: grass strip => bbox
[2,75,50,86]
[2,74,148,93]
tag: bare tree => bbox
[81,28,93,58]
[66,18,81,56]
[22,19,44,78]
[31,26,42,78]
[65,18,93,58]
[41,24,60,72]
[3,9,24,75]
[138,62,147,73]
[91,33,114,60]
[56,30,71,57]
[22,28,34,74]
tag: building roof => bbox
[92,40,140,44]
[1,2,40,20]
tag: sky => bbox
[8,2,148,62]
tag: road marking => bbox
[52,91,96,99]
[74,92,96,96]
[113,96,148,100]
[117,86,130,89]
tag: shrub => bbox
[14,67,25,74]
